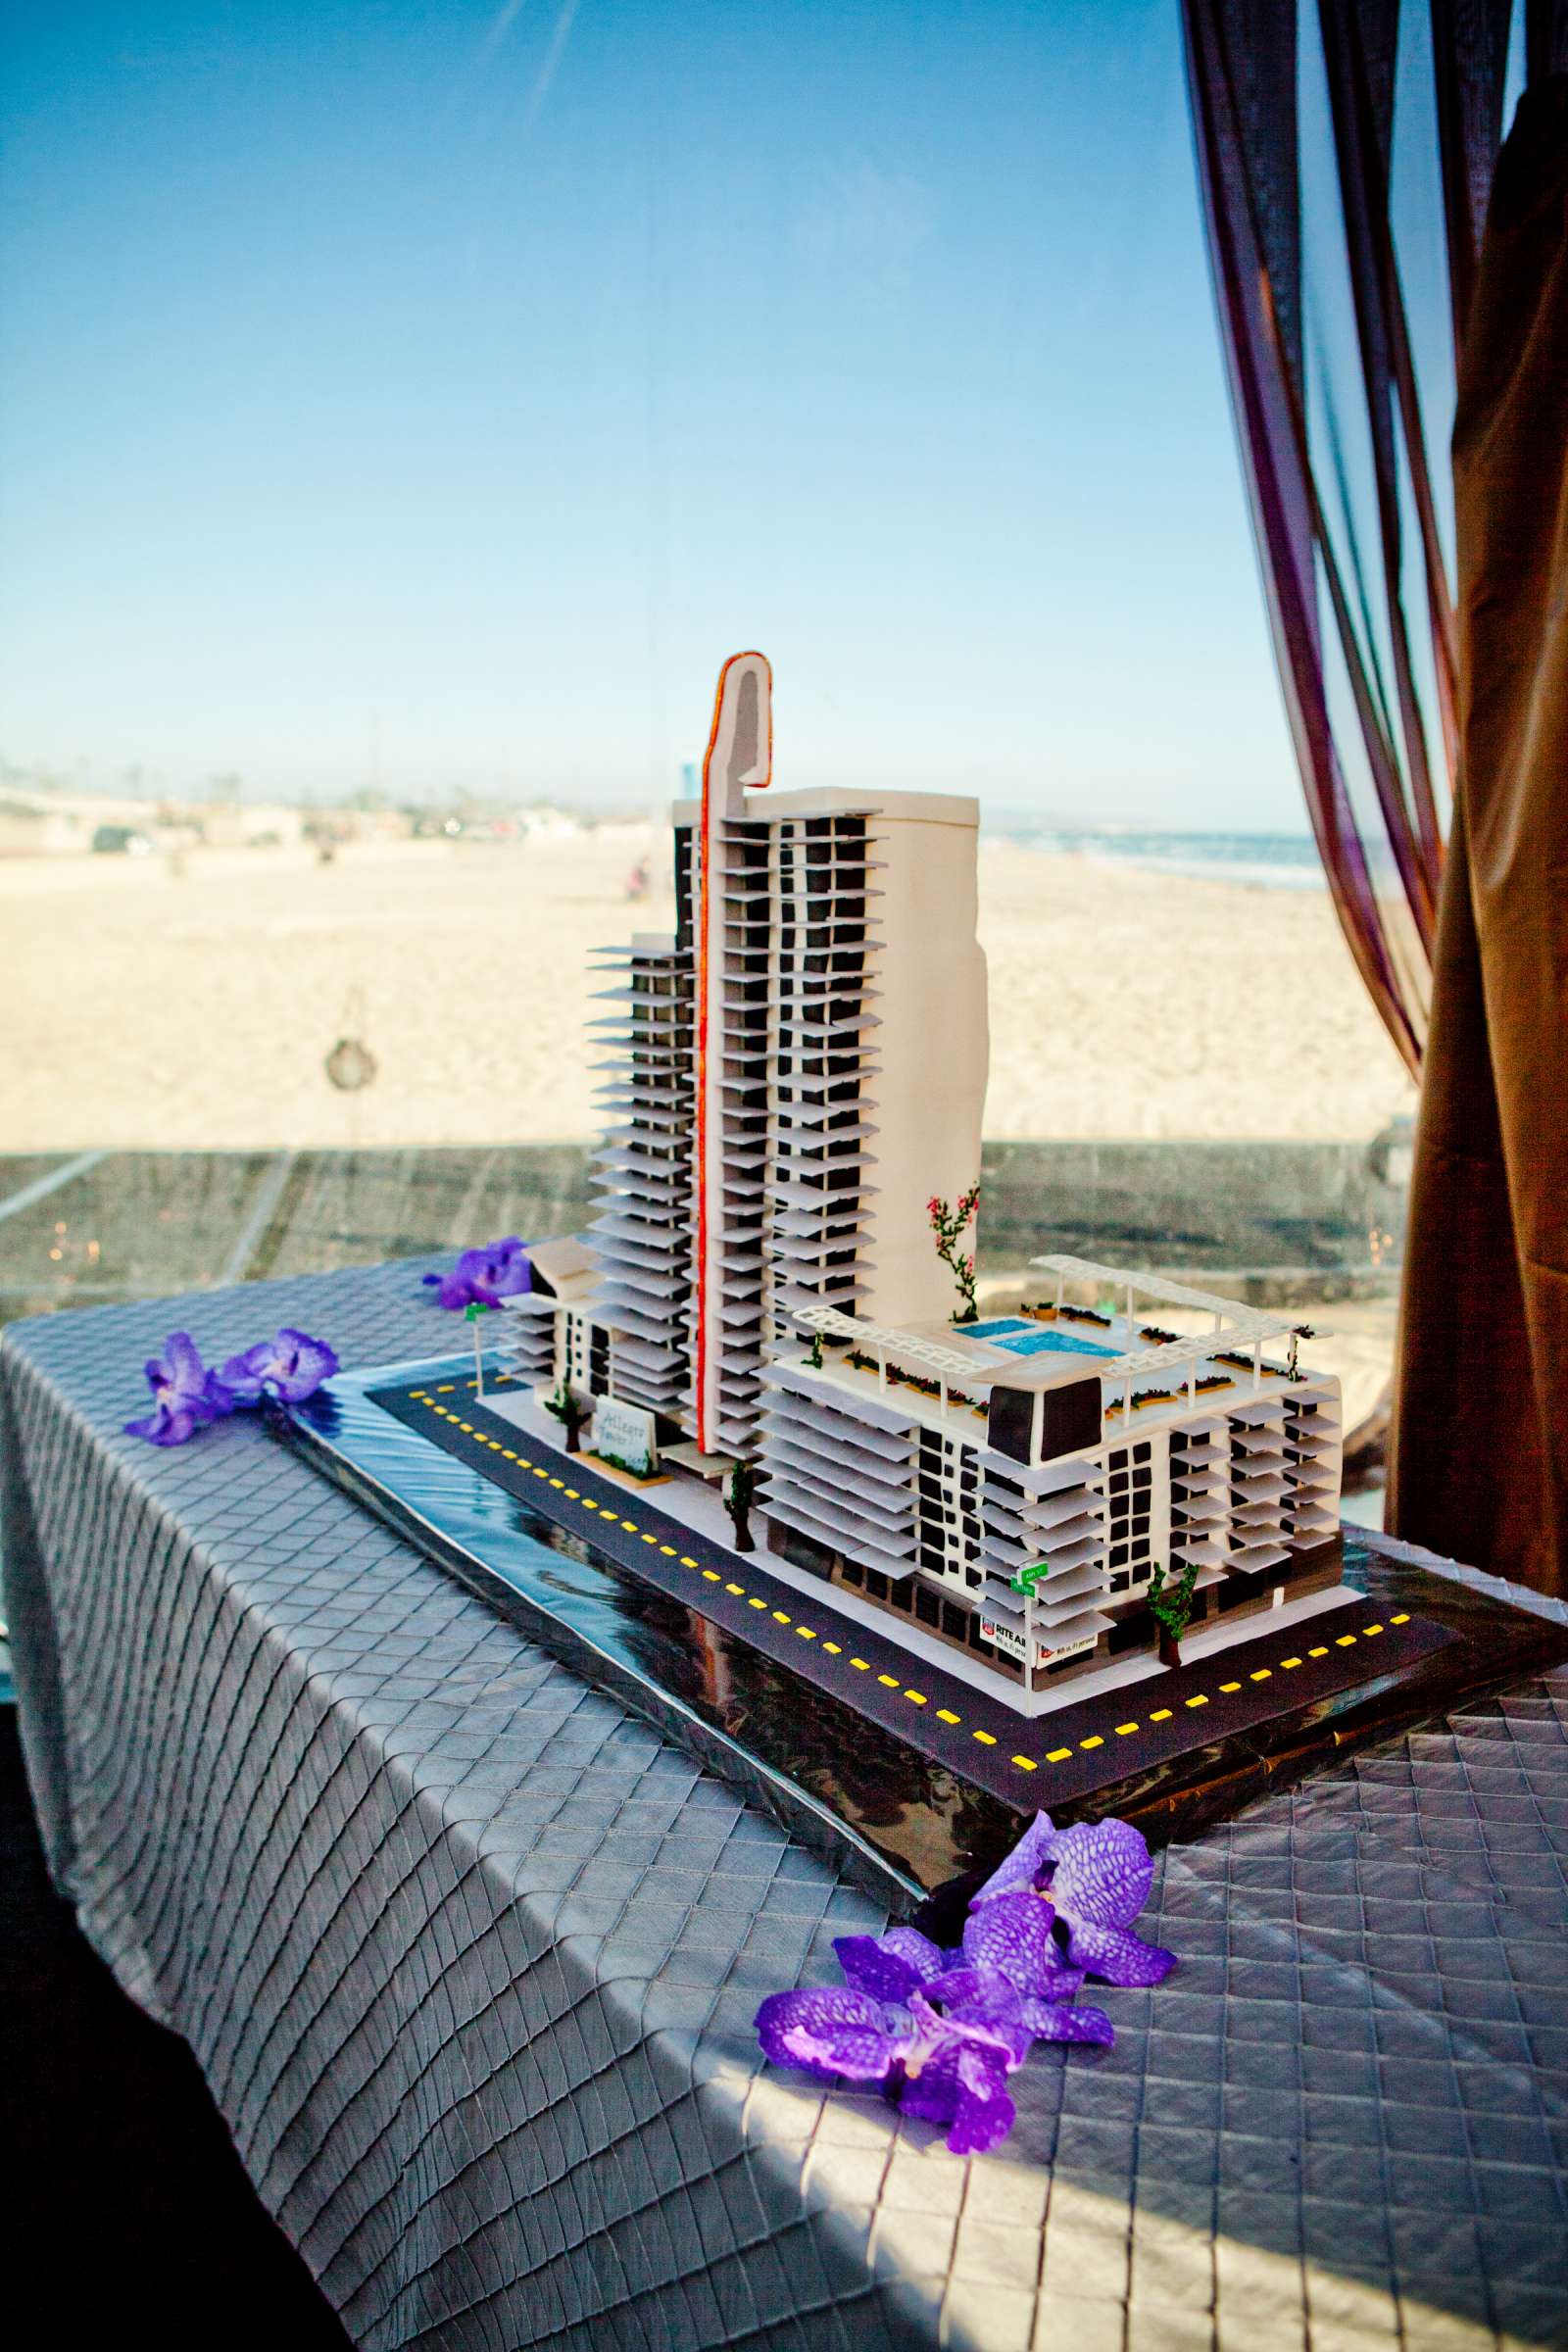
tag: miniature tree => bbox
[1287,1323,1316,1380]
[808,1329,824,1370]
[543,1380,590,1454]
[927,1181,981,1325]
[726,1458,757,1552]
[1147,1557,1200,1668]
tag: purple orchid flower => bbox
[832,1923,948,2004]
[958,1890,1095,2022]
[422,1239,531,1312]
[836,1897,1088,2021]
[758,1811,1170,2156]
[973,1812,1176,1987]
[759,1951,1112,2159]
[754,1970,1029,2156]
[220,1328,340,1406]
[898,1969,1034,2153]
[901,1964,1111,2152]
[756,1984,911,2083]
[123,1333,234,1446]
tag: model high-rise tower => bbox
[586,652,988,1458]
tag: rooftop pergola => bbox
[786,1268,1332,1438]
[789,1302,1004,1423]
[1030,1252,1331,1411]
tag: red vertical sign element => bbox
[694,653,772,1455]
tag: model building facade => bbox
[759,1263,1342,1691]
[503,653,1343,1704]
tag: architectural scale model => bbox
[495,653,1347,1718]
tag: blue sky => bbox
[0,1,1303,823]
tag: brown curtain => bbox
[1387,77,1568,1596]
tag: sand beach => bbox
[0,827,1416,1152]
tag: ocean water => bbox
[996,828,1324,890]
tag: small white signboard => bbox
[590,1396,659,1475]
[981,1616,1096,1670]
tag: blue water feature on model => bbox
[965,1318,1120,1359]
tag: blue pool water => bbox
[966,1318,1119,1360]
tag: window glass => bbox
[1,4,1404,1520]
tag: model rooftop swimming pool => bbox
[965,1317,1120,1359]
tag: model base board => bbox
[277,1353,1568,1903]
[447,1368,1358,1722]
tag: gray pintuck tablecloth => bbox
[3,1258,1567,2352]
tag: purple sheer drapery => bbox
[1180,0,1566,1073]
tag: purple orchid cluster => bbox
[756,1812,1174,2156]
[422,1238,532,1312]
[124,1328,339,1446]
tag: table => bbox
[4,1257,1566,2352]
